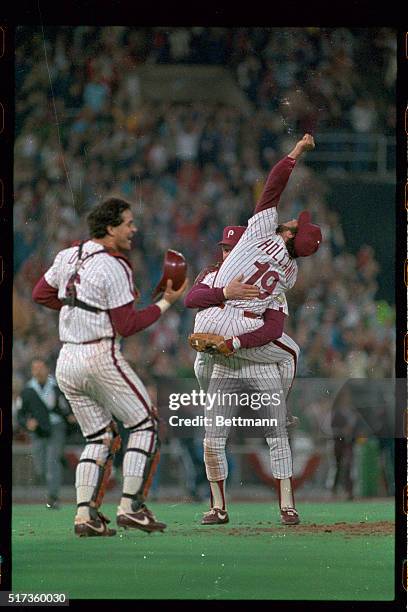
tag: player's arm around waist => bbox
[229,308,286,351]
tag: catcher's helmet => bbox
[152,249,187,298]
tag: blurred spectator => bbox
[16,359,77,509]
[14,26,395,397]
[349,97,379,172]
[12,375,24,438]
[330,384,359,500]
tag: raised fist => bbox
[299,133,315,151]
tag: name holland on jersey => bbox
[168,416,278,428]
[257,238,297,283]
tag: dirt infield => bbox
[195,520,394,537]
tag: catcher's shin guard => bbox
[142,440,161,499]
[121,411,161,510]
[77,421,121,513]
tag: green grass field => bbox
[13,500,394,600]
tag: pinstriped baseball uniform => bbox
[34,201,171,531]
[194,208,297,335]
[195,156,300,484]
[193,270,299,401]
[204,356,291,481]
[194,267,296,483]
[45,239,155,438]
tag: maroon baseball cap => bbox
[218,226,246,247]
[293,211,322,257]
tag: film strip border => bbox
[400,31,408,596]
[0,21,404,604]
[0,23,12,591]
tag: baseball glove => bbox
[188,333,233,356]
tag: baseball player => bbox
[190,134,321,525]
[184,225,300,422]
[32,197,187,537]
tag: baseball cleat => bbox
[116,504,167,533]
[74,512,116,537]
[280,507,300,525]
[201,508,229,525]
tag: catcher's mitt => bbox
[188,333,233,356]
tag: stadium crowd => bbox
[14,27,396,410]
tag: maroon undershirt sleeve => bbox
[32,276,62,311]
[33,277,162,336]
[254,156,296,214]
[184,282,225,308]
[109,302,161,337]
[235,308,286,349]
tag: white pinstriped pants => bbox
[196,352,293,481]
[194,308,298,482]
[56,339,154,438]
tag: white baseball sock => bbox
[209,480,226,510]
[279,477,294,509]
[203,437,228,480]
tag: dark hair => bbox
[276,224,298,235]
[87,197,131,238]
[276,225,298,259]
[285,236,298,259]
[30,358,50,377]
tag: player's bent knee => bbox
[126,414,158,435]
